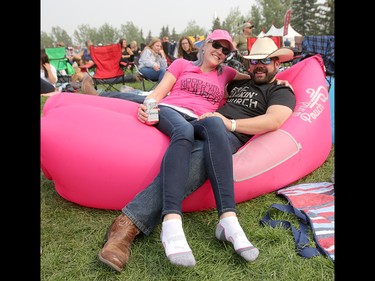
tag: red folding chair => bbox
[89,43,125,92]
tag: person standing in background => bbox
[233,21,255,70]
[233,22,255,55]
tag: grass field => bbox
[40,81,335,281]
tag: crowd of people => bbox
[42,26,299,274]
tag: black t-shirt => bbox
[182,51,198,61]
[217,79,296,144]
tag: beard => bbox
[250,66,278,84]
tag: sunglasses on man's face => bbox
[210,40,230,55]
[249,58,273,65]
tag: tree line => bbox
[41,0,334,49]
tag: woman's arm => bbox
[137,71,176,123]
[233,71,250,80]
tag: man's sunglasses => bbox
[249,58,273,65]
[210,40,231,55]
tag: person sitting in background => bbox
[66,46,75,65]
[177,36,199,61]
[40,49,57,93]
[119,39,134,64]
[138,38,168,82]
[129,40,141,65]
[74,40,94,67]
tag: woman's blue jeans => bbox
[156,105,197,218]
[139,67,166,82]
[193,117,243,217]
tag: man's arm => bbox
[200,104,293,135]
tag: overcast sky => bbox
[41,0,256,37]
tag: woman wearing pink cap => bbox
[130,29,258,267]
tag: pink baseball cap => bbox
[206,29,236,52]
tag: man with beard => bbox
[96,37,296,272]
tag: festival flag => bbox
[283,10,292,36]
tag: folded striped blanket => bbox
[261,182,334,262]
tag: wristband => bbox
[230,119,236,132]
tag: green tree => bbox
[222,7,246,36]
[170,28,179,42]
[73,24,97,47]
[249,5,263,36]
[291,0,320,35]
[145,31,153,44]
[316,0,334,35]
[212,16,222,31]
[180,20,206,37]
[160,26,171,39]
[119,22,144,45]
[96,23,120,45]
[51,26,72,46]
[257,0,293,30]
[41,31,54,48]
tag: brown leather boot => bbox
[98,213,140,272]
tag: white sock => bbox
[161,219,196,267]
[215,216,259,262]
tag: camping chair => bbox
[45,47,75,83]
[133,64,159,91]
[89,43,126,92]
[298,35,335,89]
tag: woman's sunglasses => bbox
[249,58,273,65]
[209,40,231,55]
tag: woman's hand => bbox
[199,111,226,121]
[276,79,294,91]
[137,104,160,124]
[153,63,161,71]
[199,112,232,131]
[137,104,148,123]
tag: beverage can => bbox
[143,98,159,125]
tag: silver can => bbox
[143,98,159,125]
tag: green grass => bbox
[40,82,335,281]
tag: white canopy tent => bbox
[264,24,303,47]
[257,30,266,37]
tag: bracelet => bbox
[230,119,236,132]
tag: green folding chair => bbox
[45,47,75,83]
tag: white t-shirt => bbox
[40,64,57,86]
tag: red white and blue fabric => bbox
[261,182,334,262]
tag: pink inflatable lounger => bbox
[41,55,332,211]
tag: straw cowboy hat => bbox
[243,37,294,63]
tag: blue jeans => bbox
[193,117,242,216]
[41,78,55,94]
[156,105,197,218]
[99,91,146,103]
[139,67,166,82]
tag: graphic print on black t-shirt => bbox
[226,85,259,109]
